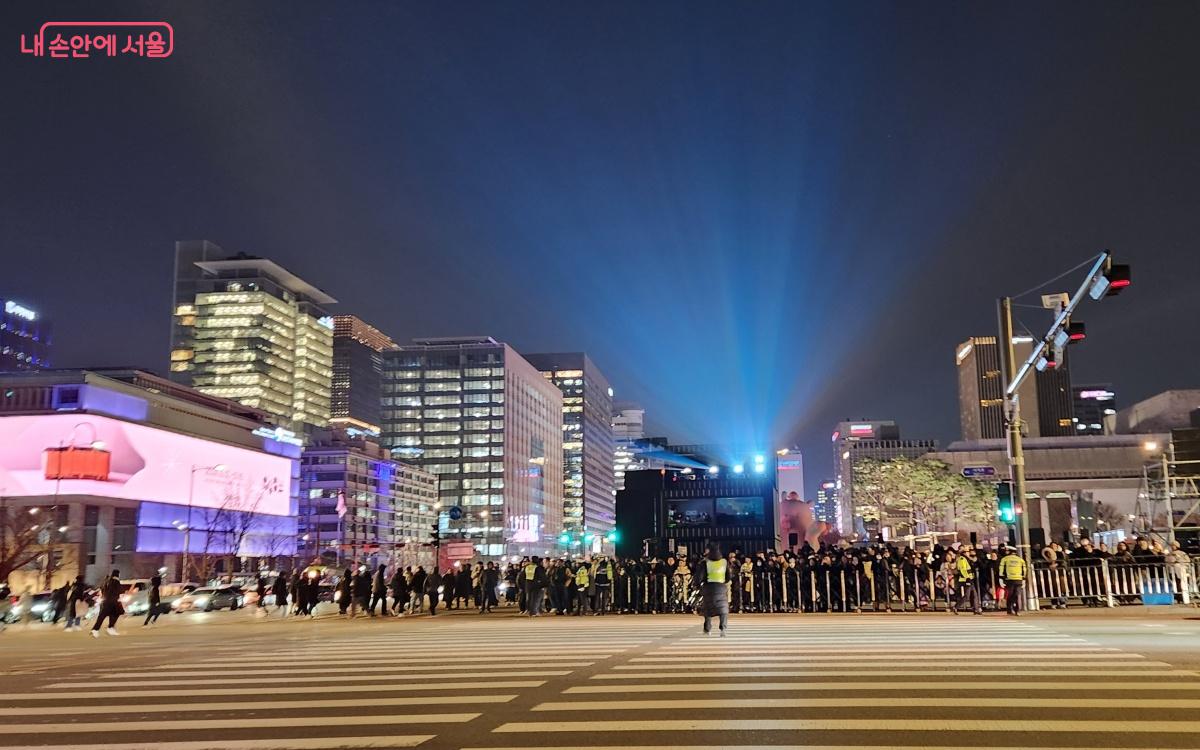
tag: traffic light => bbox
[996,481,1016,524]
[1053,321,1086,348]
[558,532,571,545]
[431,523,441,545]
[1089,258,1131,299]
[605,529,620,543]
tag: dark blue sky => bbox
[3,2,1198,494]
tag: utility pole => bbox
[998,296,1037,611]
[995,250,1128,613]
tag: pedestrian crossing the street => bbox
[3,615,1199,749]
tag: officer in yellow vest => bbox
[998,546,1027,616]
[573,562,590,616]
[954,547,982,615]
[699,544,731,636]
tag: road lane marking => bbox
[1,681,545,700]
[0,739,435,750]
[532,697,1200,710]
[96,663,594,678]
[3,714,478,733]
[48,670,569,687]
[565,681,1200,693]
[591,669,1198,679]
[614,660,1171,669]
[493,718,1200,733]
[0,695,515,716]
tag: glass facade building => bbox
[1,297,50,371]
[379,337,564,559]
[170,240,335,430]
[330,315,397,435]
[299,433,438,570]
[525,353,615,539]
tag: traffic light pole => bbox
[997,250,1115,614]
[998,296,1037,612]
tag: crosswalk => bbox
[3,614,1199,749]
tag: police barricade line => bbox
[0,695,516,718]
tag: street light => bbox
[184,464,227,581]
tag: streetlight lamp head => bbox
[1143,440,1158,452]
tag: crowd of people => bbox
[7,535,1190,637]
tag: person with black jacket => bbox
[425,568,443,616]
[369,565,388,616]
[390,567,409,616]
[64,575,87,631]
[455,566,473,610]
[91,569,124,638]
[49,583,68,625]
[351,566,371,617]
[271,573,289,617]
[337,568,353,615]
[481,561,500,613]
[143,575,164,627]
[411,567,428,613]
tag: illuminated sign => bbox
[849,424,874,436]
[1078,389,1115,400]
[252,425,305,447]
[821,481,836,489]
[0,414,293,516]
[4,300,37,321]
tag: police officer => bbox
[998,546,1027,616]
[698,544,730,636]
[954,548,982,615]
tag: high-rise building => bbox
[1035,354,1076,437]
[831,420,937,537]
[814,480,837,524]
[298,430,438,571]
[170,240,336,431]
[524,352,615,539]
[1073,384,1116,436]
[379,337,564,559]
[1,297,50,371]
[956,336,1042,440]
[330,315,397,435]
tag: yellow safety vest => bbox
[956,556,975,581]
[523,563,536,581]
[999,554,1026,581]
[575,568,589,587]
[705,558,727,583]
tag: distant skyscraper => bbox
[1035,357,1076,437]
[330,315,397,435]
[170,240,336,430]
[379,337,563,559]
[831,420,937,537]
[0,297,50,371]
[814,480,837,524]
[525,353,616,539]
[1073,384,1117,435]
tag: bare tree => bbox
[0,500,49,586]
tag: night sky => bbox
[3,2,1199,494]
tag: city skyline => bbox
[4,3,1200,495]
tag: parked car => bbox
[3,591,57,623]
[172,586,244,612]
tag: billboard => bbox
[0,414,293,516]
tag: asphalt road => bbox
[1,605,1199,749]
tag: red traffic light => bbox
[1066,321,1086,342]
[1090,260,1131,299]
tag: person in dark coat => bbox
[481,561,500,613]
[424,568,443,616]
[411,567,428,613]
[442,568,456,608]
[64,575,87,631]
[50,583,69,625]
[389,567,409,616]
[352,566,371,616]
[698,544,730,636]
[370,565,388,616]
[91,569,124,637]
[271,574,289,617]
[455,566,473,609]
[337,567,353,615]
[143,575,163,627]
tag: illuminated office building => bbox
[379,337,563,559]
[831,420,937,537]
[814,480,837,524]
[170,240,335,431]
[330,315,397,435]
[1,297,50,371]
[525,353,615,539]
